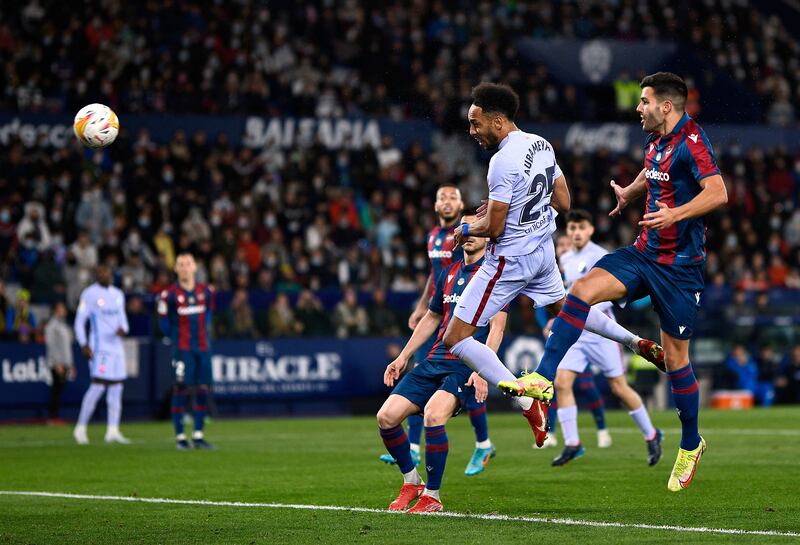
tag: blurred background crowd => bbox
[1,0,800,405]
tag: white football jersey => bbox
[74,283,129,355]
[487,130,563,257]
[560,241,615,341]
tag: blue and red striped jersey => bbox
[635,112,720,266]
[157,283,214,352]
[426,224,463,298]
[426,258,507,363]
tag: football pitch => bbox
[1,408,799,544]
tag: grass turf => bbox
[1,407,799,544]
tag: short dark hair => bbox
[565,209,593,225]
[640,72,687,111]
[471,82,520,121]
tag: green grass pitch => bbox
[1,407,799,544]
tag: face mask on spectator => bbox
[139,217,151,229]
[0,211,9,223]
[264,214,276,227]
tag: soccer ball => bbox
[73,103,119,148]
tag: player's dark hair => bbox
[640,72,687,111]
[176,251,195,260]
[437,183,460,193]
[565,209,593,225]
[471,82,520,121]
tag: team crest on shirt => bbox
[457,278,465,286]
[656,152,662,161]
[97,298,105,307]
[435,239,442,246]
[189,297,195,304]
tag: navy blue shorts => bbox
[392,358,474,416]
[172,350,213,386]
[594,246,704,340]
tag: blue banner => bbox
[0,113,432,151]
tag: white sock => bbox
[77,383,106,426]
[176,433,187,441]
[192,430,204,440]
[584,307,637,350]
[403,468,422,485]
[449,337,517,386]
[106,383,123,429]
[511,396,534,411]
[557,405,580,446]
[628,405,656,440]
[410,443,420,454]
[475,439,492,449]
[423,488,440,501]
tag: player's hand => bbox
[116,327,125,337]
[453,224,466,247]
[476,199,488,219]
[68,366,76,380]
[384,356,409,387]
[82,346,93,360]
[408,307,426,330]
[639,200,678,230]
[543,318,555,338]
[608,180,628,217]
[466,372,488,403]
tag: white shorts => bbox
[454,241,565,327]
[559,337,625,378]
[90,350,127,381]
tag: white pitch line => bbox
[606,427,800,437]
[1,491,798,538]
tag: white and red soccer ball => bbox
[73,103,119,148]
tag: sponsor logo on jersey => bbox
[177,304,207,316]
[644,168,670,181]
[443,293,461,304]
[428,250,452,259]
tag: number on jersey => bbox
[520,165,556,224]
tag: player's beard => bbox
[642,111,663,133]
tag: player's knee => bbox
[443,328,465,350]
[554,373,573,395]
[422,409,448,427]
[376,407,400,429]
[569,277,594,301]
[609,380,628,397]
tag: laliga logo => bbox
[644,168,670,182]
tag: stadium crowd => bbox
[1,0,797,126]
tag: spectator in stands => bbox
[31,249,65,304]
[0,280,9,340]
[120,254,153,293]
[776,345,800,404]
[295,289,330,337]
[74,186,113,245]
[153,225,176,269]
[16,201,51,254]
[268,292,301,337]
[6,288,36,343]
[368,288,400,336]
[44,302,74,424]
[0,205,17,263]
[121,228,157,269]
[724,344,775,407]
[223,289,258,339]
[333,287,369,338]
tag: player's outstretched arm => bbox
[639,174,727,230]
[609,169,647,217]
[400,309,443,360]
[550,175,571,215]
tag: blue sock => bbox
[577,372,606,429]
[379,425,415,474]
[668,363,701,450]
[547,398,558,433]
[193,386,208,433]
[536,295,590,381]
[466,398,489,443]
[423,426,449,490]
[406,414,423,447]
[171,387,188,436]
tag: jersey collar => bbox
[498,130,519,150]
[463,256,485,272]
[668,113,690,138]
